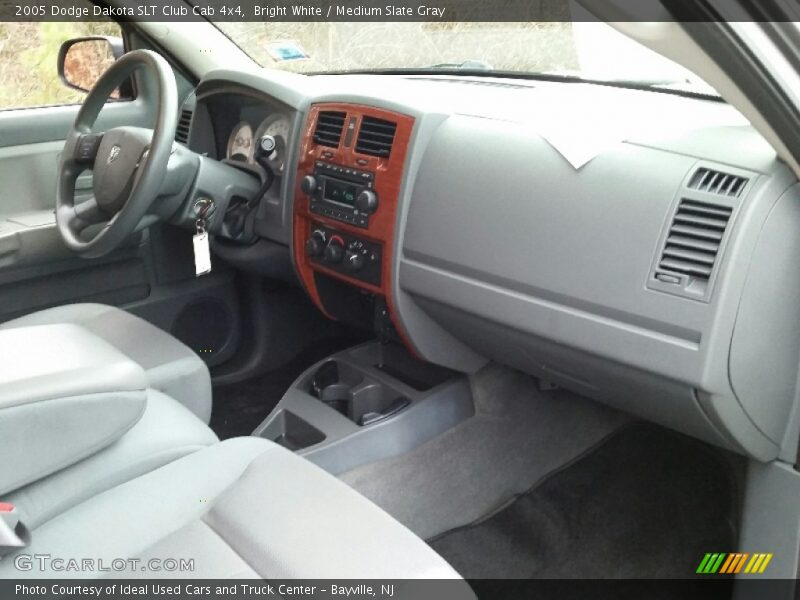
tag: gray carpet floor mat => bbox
[429,422,741,581]
[340,364,631,539]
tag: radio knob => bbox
[355,189,378,214]
[305,233,325,257]
[301,175,317,196]
[345,250,366,272]
[323,238,344,264]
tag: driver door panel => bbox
[0,101,152,269]
[0,90,242,369]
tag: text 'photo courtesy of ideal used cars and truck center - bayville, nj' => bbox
[4,0,800,599]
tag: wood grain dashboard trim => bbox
[293,102,416,351]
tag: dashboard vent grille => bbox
[175,108,193,144]
[688,167,748,197]
[657,199,732,281]
[356,116,397,157]
[313,111,346,148]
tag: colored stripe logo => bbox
[697,553,773,574]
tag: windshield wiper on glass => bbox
[426,60,494,71]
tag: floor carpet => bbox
[341,365,631,540]
[430,422,741,586]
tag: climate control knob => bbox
[355,189,378,214]
[301,175,317,196]
[345,250,366,272]
[305,233,325,257]
[323,238,345,264]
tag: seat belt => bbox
[0,503,30,558]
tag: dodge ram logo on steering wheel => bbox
[107,145,121,164]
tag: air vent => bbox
[313,111,346,148]
[356,116,397,158]
[657,199,733,282]
[175,108,193,144]
[688,167,748,197]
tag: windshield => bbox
[215,21,718,96]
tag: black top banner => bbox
[0,0,794,22]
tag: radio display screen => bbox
[324,179,358,206]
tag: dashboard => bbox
[180,69,800,465]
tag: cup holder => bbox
[350,382,410,426]
[309,360,410,426]
[318,382,352,416]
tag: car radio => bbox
[300,161,378,228]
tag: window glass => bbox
[0,20,121,110]
[217,21,717,96]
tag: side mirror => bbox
[57,36,133,98]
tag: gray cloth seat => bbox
[2,436,466,581]
[0,303,212,423]
[5,389,218,530]
[0,305,465,583]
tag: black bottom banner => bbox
[1,579,798,600]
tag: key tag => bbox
[193,219,211,277]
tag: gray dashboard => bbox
[186,69,800,462]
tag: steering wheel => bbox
[57,50,178,258]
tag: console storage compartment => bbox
[354,343,454,391]
[261,410,326,451]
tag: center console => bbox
[253,342,474,474]
[281,106,476,471]
[293,103,415,348]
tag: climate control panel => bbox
[305,223,382,287]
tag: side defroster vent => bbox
[356,116,397,157]
[175,108,193,144]
[313,111,346,148]
[688,167,748,197]
[657,199,732,284]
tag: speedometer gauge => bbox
[226,122,254,162]
[254,114,292,173]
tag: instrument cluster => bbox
[226,113,292,173]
